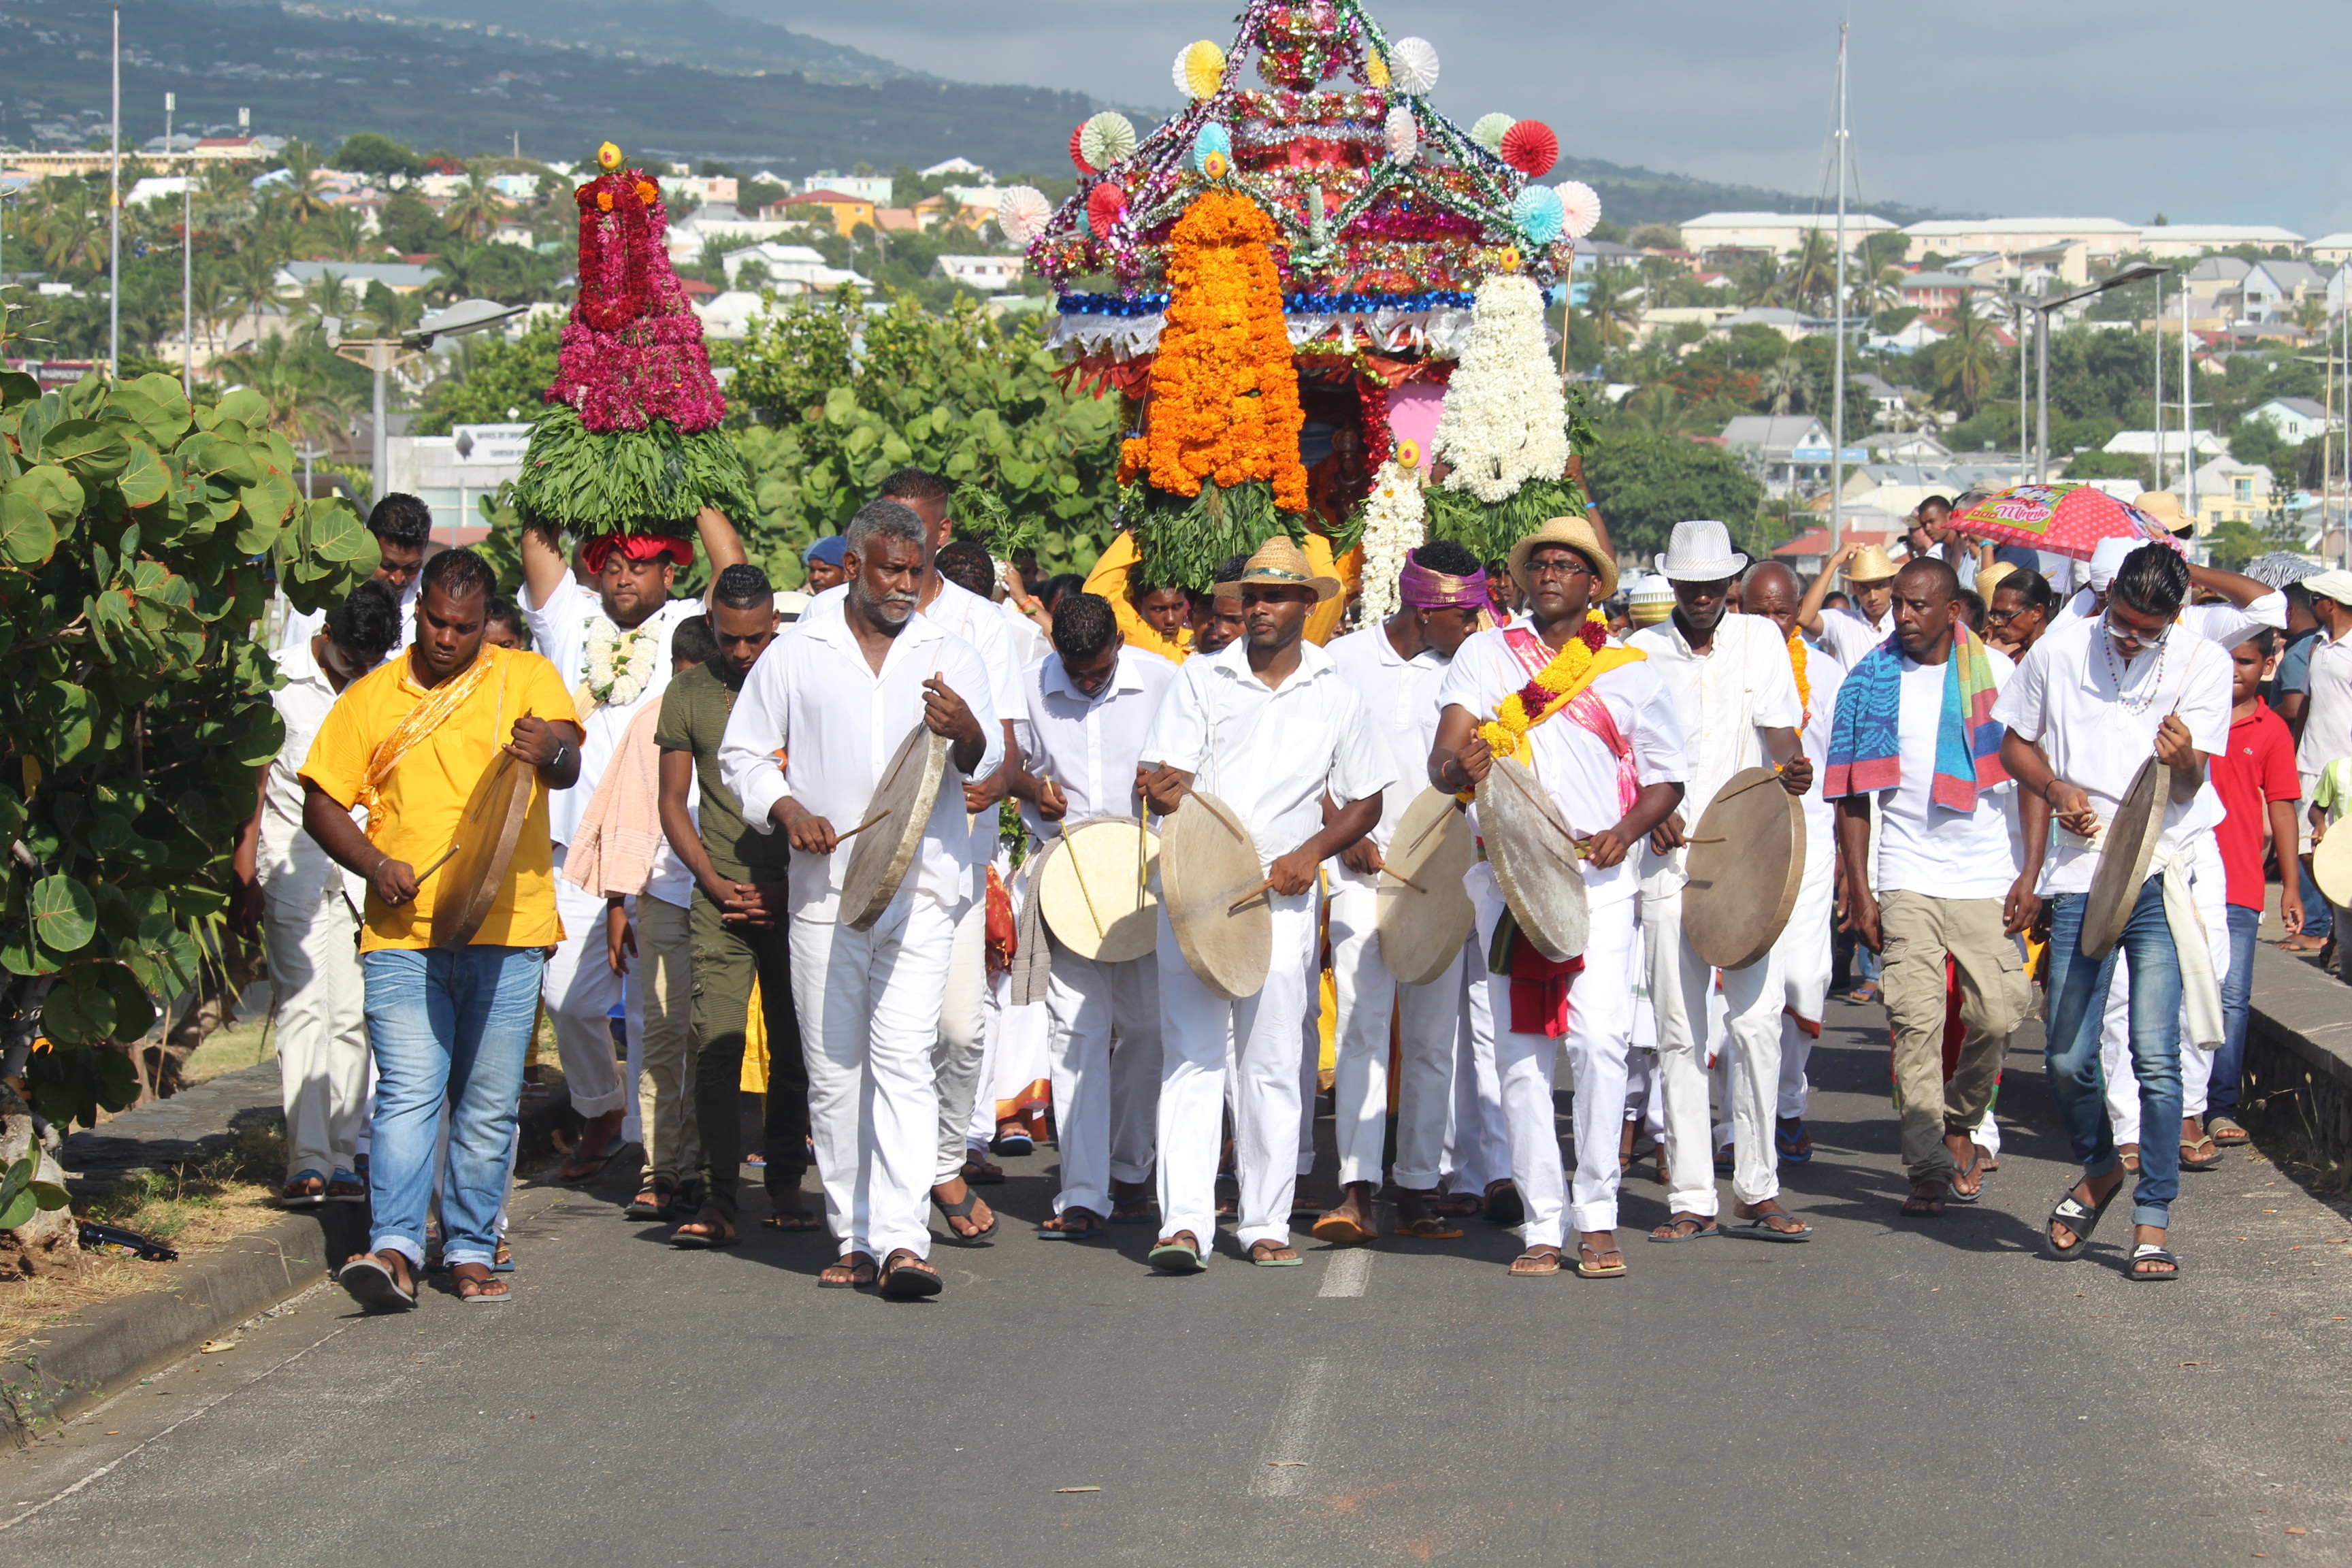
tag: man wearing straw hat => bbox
[1431,517,1688,1279]
[1007,591,1178,1240]
[1313,540,1492,1247]
[1631,520,1814,1244]
[1135,537,1394,1273]
[1799,540,1903,672]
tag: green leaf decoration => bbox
[509,404,755,535]
[0,491,56,567]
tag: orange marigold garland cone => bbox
[511,141,752,544]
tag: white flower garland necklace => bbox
[585,615,662,707]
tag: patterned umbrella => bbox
[1947,483,2172,561]
[2245,550,2323,589]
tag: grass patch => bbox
[180,1014,280,1088]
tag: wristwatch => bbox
[549,742,572,772]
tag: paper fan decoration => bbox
[1387,35,1439,94]
[1471,114,1516,155]
[1171,38,1227,99]
[1365,48,1390,88]
[1384,105,1418,163]
[1086,182,1128,234]
[996,185,1052,245]
[1192,123,1233,174]
[1068,125,1092,174]
[1080,112,1137,171]
[1512,185,1565,246]
[1501,118,1559,177]
[1554,180,1603,239]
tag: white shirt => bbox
[259,632,365,906]
[1990,613,2233,896]
[1323,621,1454,876]
[523,577,702,850]
[1627,611,1803,834]
[1139,636,1394,871]
[719,606,1003,921]
[1013,646,1176,838]
[1436,626,1686,907]
[644,798,695,909]
[276,578,419,655]
[1780,630,1846,869]
[1819,604,1895,672]
[1869,644,2021,900]
[2299,625,2352,786]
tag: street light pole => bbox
[108,5,119,378]
[1829,20,1848,554]
[2013,263,2168,489]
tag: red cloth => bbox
[2210,700,2300,909]
[580,532,693,574]
[1507,932,1584,1039]
[983,866,1017,976]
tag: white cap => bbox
[2087,536,2137,593]
[2304,569,2352,610]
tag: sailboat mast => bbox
[1830,21,1848,556]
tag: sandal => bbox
[625,1179,676,1222]
[278,1170,328,1209]
[1574,1240,1628,1279]
[1775,1119,1813,1164]
[877,1248,943,1299]
[1248,1239,1303,1267]
[761,1202,825,1232]
[451,1262,510,1303]
[930,1185,998,1246]
[2044,1173,2125,1260]
[818,1252,878,1289]
[337,1251,418,1313]
[2117,1142,2140,1175]
[493,1239,515,1273]
[1901,1183,1946,1218]
[1482,1179,1525,1228]
[2179,1133,2223,1173]
[1038,1206,1108,1241]
[1310,1209,1376,1246]
[1724,1205,1812,1243]
[1148,1231,1206,1274]
[326,1168,367,1204]
[2127,1243,2180,1281]
[1648,1213,1720,1243]
[992,1128,1035,1158]
[1847,981,1880,1006]
[670,1210,740,1250]
[1508,1246,1562,1278]
[1390,1213,1465,1241]
[1946,1146,1989,1205]
[2205,1115,2250,1147]
[1109,1194,1156,1225]
[1427,1192,1482,1219]
[960,1154,1006,1186]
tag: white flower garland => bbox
[1430,274,1569,504]
[1356,458,1426,625]
[585,617,661,708]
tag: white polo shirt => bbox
[1990,613,2233,896]
[719,606,1003,922]
[1013,644,1177,837]
[1323,620,1454,875]
[2296,625,2352,791]
[1139,636,1394,871]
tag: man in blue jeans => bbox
[301,548,583,1309]
[1994,544,2233,1283]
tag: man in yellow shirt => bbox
[299,548,582,1309]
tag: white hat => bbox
[2087,536,2137,593]
[2305,568,2352,610]
[1627,573,1675,626]
[1655,519,1748,583]
[774,589,813,623]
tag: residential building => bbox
[1712,306,1819,342]
[716,242,870,294]
[659,175,736,208]
[2104,429,2226,462]
[1677,212,1897,261]
[940,184,1007,216]
[668,214,804,263]
[276,259,442,295]
[1721,414,1842,495]
[936,255,1025,291]
[2187,455,2272,530]
[2310,234,2352,267]
[2240,260,2330,320]
[1901,218,2138,275]
[1772,523,1898,578]
[1899,270,2001,316]
[1859,429,1951,463]
[2134,224,2306,259]
[804,174,893,205]
[691,291,768,340]
[761,190,877,235]
[2247,397,2336,444]
[921,157,990,180]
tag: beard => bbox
[851,585,919,635]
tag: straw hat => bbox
[1845,543,1899,584]
[1975,561,2017,598]
[1215,535,1341,602]
[1507,515,1618,601]
[2134,491,2196,536]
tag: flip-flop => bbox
[1248,1241,1304,1267]
[2126,1243,2181,1282]
[1427,1192,1483,1219]
[1507,1247,1562,1277]
[1148,1232,1206,1274]
[452,1269,512,1304]
[1574,1241,1628,1278]
[1310,1212,1376,1246]
[1390,1215,1465,1240]
[2206,1115,2251,1147]
[278,1170,328,1209]
[1946,1147,1989,1205]
[559,1146,620,1185]
[2044,1175,2124,1260]
[1775,1122,1812,1164]
[1036,1207,1110,1241]
[761,1209,826,1232]
[2179,1135,2223,1173]
[817,1252,877,1289]
[877,1250,943,1299]
[1483,1181,1524,1228]
[625,1182,677,1221]
[670,1220,740,1250]
[337,1254,418,1313]
[1648,1216,1720,1243]
[992,1130,1036,1158]
[1724,1211,1813,1243]
[930,1186,998,1246]
[492,1241,515,1273]
[326,1169,367,1204]
[1109,1196,1156,1225]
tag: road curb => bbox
[2,1085,583,1437]
[2244,940,2352,1166]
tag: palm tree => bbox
[213,333,353,448]
[300,269,356,330]
[1847,263,1904,322]
[1583,265,1644,352]
[1731,252,1783,308]
[277,140,335,224]
[1760,355,1812,415]
[1934,291,2001,416]
[357,284,426,340]
[1620,383,1702,437]
[31,181,105,273]
[1779,229,1838,317]
[442,174,503,243]
[225,246,287,347]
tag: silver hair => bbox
[844,499,926,561]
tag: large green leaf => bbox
[214,387,270,429]
[116,439,170,510]
[0,491,55,567]
[305,498,375,564]
[106,374,193,448]
[178,432,261,487]
[9,463,85,523]
[36,681,93,763]
[0,371,39,409]
[40,977,114,1046]
[41,418,133,481]
[29,875,98,956]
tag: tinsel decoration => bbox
[1500,119,1559,177]
[1431,274,1568,504]
[1471,114,1516,155]
[1556,180,1603,239]
[1353,457,1426,623]
[1386,35,1439,93]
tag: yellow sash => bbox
[357,653,501,838]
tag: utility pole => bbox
[2036,282,2049,483]
[168,91,191,394]
[2181,284,2195,532]
[2153,270,2164,491]
[108,5,120,378]
[1829,20,1848,554]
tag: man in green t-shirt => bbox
[655,564,813,1245]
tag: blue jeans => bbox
[2043,880,2183,1229]
[361,945,544,1269]
[2298,858,2334,940]
[2211,904,2260,1120]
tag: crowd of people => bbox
[231,472,2349,1307]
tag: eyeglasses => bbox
[2102,610,2169,651]
[1526,555,1592,580]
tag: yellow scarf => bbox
[357,651,502,838]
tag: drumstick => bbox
[1228,876,1276,916]
[1136,804,1150,911]
[1402,796,1466,857]
[413,840,461,883]
[1379,866,1427,894]
[835,810,891,842]
[1061,823,1108,938]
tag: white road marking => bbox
[1249,1356,1336,1497]
[1318,1247,1373,1298]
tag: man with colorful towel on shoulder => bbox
[1826,555,2033,1218]
[1432,517,1687,1280]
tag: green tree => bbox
[276,141,336,225]
[442,175,504,244]
[2206,518,2268,570]
[412,315,561,434]
[1933,291,2002,416]
[0,371,379,1141]
[1582,429,1766,559]
[1582,266,1644,353]
[331,133,428,182]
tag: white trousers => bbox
[1439,941,1508,1196]
[1645,883,1784,1214]
[1326,879,1468,1190]
[1157,886,1320,1253]
[793,896,962,1262]
[1045,937,1162,1217]
[545,861,628,1120]
[1473,880,1638,1247]
[934,898,991,1181]
[2104,832,2228,1141]
[265,883,369,1179]
[1773,850,1837,1121]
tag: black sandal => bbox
[337,1252,418,1312]
[670,1210,740,1250]
[930,1185,998,1246]
[2044,1175,2124,1260]
[877,1248,943,1299]
[625,1179,676,1221]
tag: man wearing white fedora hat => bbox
[1631,519,1814,1244]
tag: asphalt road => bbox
[5,1000,2349,1567]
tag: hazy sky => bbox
[730,0,2351,235]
